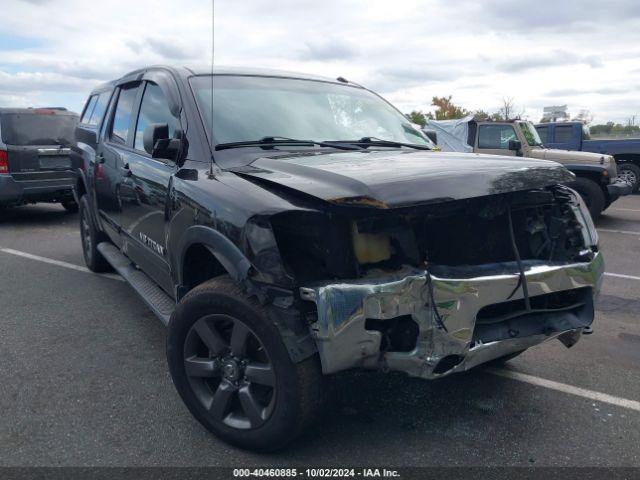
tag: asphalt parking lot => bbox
[0,195,639,467]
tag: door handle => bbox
[120,163,132,177]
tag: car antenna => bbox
[208,0,216,179]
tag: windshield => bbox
[518,121,544,146]
[189,75,430,147]
[0,112,78,146]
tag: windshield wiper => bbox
[215,136,361,151]
[330,137,432,150]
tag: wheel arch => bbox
[175,226,252,299]
[74,169,88,203]
[564,165,608,187]
[613,154,640,165]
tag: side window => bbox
[133,83,179,153]
[555,125,574,143]
[110,84,140,145]
[87,91,111,127]
[537,126,549,143]
[478,124,517,149]
[80,95,97,124]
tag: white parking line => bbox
[0,248,124,282]
[488,368,640,412]
[605,272,640,281]
[609,208,640,213]
[597,228,640,236]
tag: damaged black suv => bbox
[74,66,604,451]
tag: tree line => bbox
[406,96,518,127]
[406,97,640,136]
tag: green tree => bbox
[431,96,469,120]
[405,110,432,127]
[473,110,491,121]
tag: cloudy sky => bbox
[1,0,639,124]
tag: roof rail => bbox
[30,107,68,111]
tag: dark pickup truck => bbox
[536,121,640,193]
[74,66,603,451]
[0,107,79,211]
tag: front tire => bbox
[79,195,111,272]
[167,276,323,451]
[568,177,606,220]
[618,163,640,193]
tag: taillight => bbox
[0,150,8,174]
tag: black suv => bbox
[75,66,603,451]
[0,107,79,211]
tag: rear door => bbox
[93,82,142,241]
[117,80,181,294]
[0,110,78,180]
[475,123,519,157]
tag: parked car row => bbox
[424,116,633,218]
[65,66,603,451]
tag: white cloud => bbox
[0,0,639,122]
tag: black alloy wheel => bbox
[184,314,276,429]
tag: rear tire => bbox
[62,200,78,213]
[568,177,605,220]
[618,163,640,193]
[167,276,323,451]
[79,195,111,272]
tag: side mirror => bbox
[143,123,184,164]
[143,123,168,155]
[508,139,522,151]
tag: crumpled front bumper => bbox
[300,252,604,379]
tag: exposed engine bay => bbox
[271,186,595,282]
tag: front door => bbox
[117,81,181,295]
[475,123,518,157]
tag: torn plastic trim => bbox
[300,252,604,378]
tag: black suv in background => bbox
[74,66,603,451]
[0,107,79,211]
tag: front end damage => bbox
[267,186,604,379]
[300,255,602,378]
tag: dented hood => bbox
[231,150,575,208]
